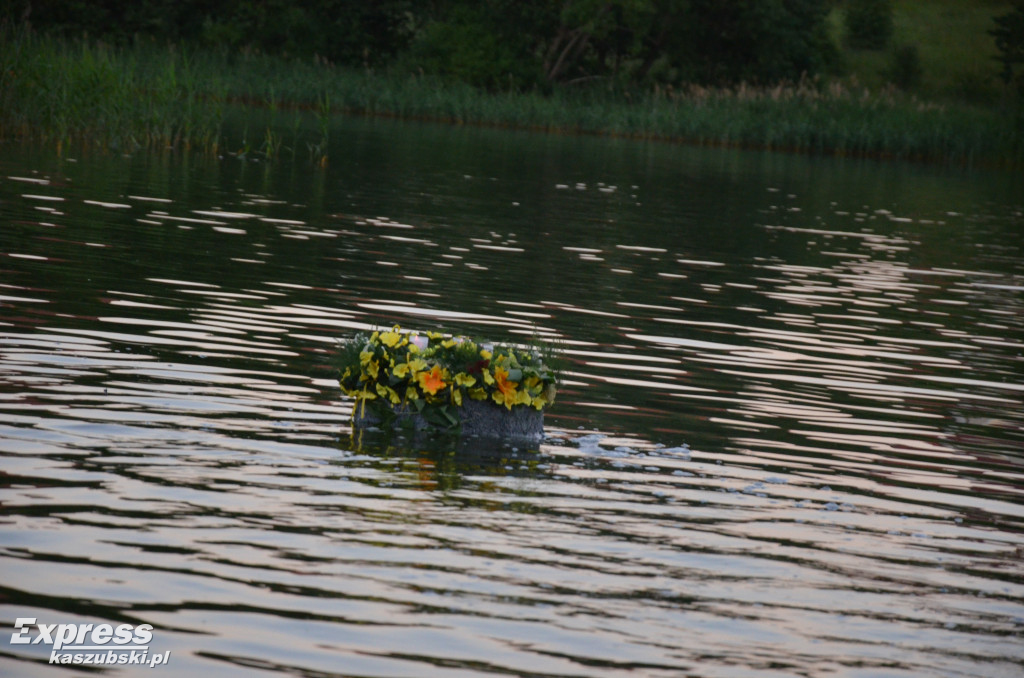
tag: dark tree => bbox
[2,0,839,89]
[991,0,1024,93]
[1,0,414,67]
[844,0,894,51]
[673,0,837,85]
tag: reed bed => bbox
[0,29,226,153]
[2,26,1020,167]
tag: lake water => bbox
[2,115,1023,677]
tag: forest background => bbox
[2,0,1023,165]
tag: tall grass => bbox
[0,27,226,153]
[1,25,1021,167]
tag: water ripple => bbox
[2,138,1022,677]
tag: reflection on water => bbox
[1,119,1023,677]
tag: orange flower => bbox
[492,367,520,409]
[417,365,447,395]
[494,367,517,397]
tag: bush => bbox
[675,0,838,85]
[884,44,922,90]
[405,6,541,91]
[845,0,894,50]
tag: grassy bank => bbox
[2,26,1021,167]
[828,0,1014,103]
[0,28,228,153]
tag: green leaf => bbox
[421,404,460,430]
[440,406,459,426]
[367,399,395,425]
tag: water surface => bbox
[1,117,1023,677]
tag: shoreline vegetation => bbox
[1,24,1021,168]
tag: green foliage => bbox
[991,1,1024,94]
[406,5,542,90]
[673,0,839,85]
[2,0,413,68]
[844,0,894,50]
[3,0,841,89]
[885,43,923,90]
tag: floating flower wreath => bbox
[338,325,558,428]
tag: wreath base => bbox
[353,398,544,440]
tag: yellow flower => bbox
[468,387,488,400]
[393,357,428,380]
[454,372,476,388]
[452,389,463,406]
[406,385,420,401]
[379,328,403,347]
[479,349,492,360]
[523,377,549,410]
[359,351,380,380]
[417,365,448,395]
[427,331,443,340]
[442,338,457,348]
[376,383,401,405]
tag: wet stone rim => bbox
[352,398,545,440]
